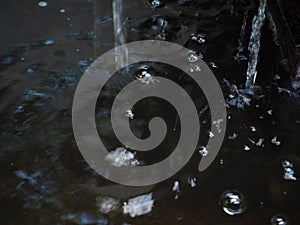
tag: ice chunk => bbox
[123,193,154,217]
[188,177,197,188]
[172,181,180,199]
[96,196,120,214]
[105,147,139,167]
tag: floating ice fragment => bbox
[209,62,218,68]
[43,38,55,46]
[189,65,202,73]
[244,145,250,151]
[187,51,199,62]
[147,0,164,8]
[191,33,206,44]
[14,170,41,185]
[199,146,208,156]
[213,119,224,133]
[282,160,297,181]
[256,138,264,147]
[135,66,159,84]
[105,147,139,167]
[125,110,134,119]
[172,181,180,199]
[96,196,120,214]
[38,1,47,7]
[271,136,281,146]
[188,177,197,188]
[123,193,154,217]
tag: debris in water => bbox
[123,193,154,217]
[105,147,139,167]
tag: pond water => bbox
[0,0,300,225]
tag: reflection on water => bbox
[1,0,300,224]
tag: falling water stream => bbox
[245,0,267,88]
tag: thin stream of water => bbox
[246,0,267,88]
[113,0,128,70]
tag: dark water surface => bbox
[1,0,300,225]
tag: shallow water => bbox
[1,0,300,225]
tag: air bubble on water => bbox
[244,145,250,151]
[270,215,288,225]
[38,1,47,7]
[191,33,206,44]
[267,110,273,115]
[123,193,154,217]
[105,147,139,167]
[219,190,247,216]
[147,0,164,8]
[199,146,208,157]
[59,8,66,13]
[188,177,197,188]
[125,110,135,119]
[172,181,180,199]
[271,136,281,146]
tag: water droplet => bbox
[38,1,47,7]
[125,110,134,119]
[60,8,66,13]
[270,215,288,225]
[147,0,163,8]
[199,146,208,156]
[219,190,247,216]
[191,33,206,44]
